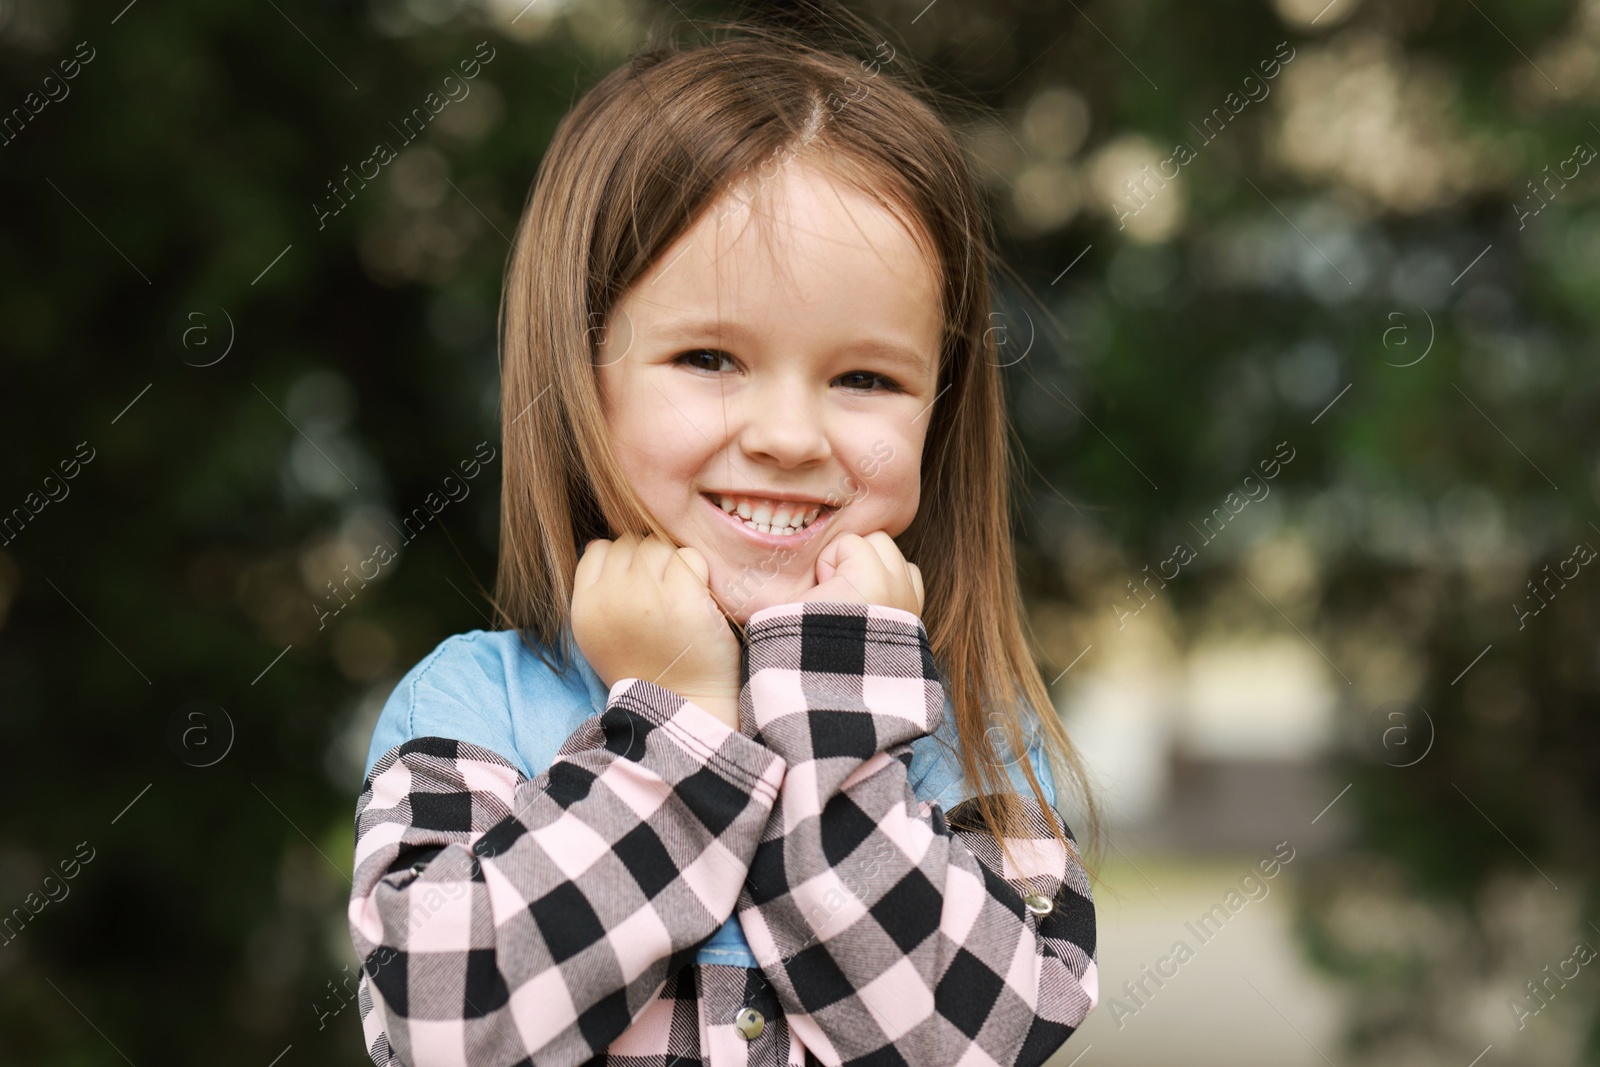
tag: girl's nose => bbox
[735,381,831,469]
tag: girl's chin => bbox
[708,561,816,621]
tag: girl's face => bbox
[595,160,943,623]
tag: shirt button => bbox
[1023,892,1054,916]
[410,859,429,876]
[734,1006,765,1040]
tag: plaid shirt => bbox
[348,601,1098,1066]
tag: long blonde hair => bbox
[489,15,1099,864]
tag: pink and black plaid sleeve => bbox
[347,676,786,1066]
[733,601,1098,1067]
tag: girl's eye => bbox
[675,355,902,391]
[674,349,736,373]
[836,371,900,393]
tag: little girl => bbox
[348,20,1098,1067]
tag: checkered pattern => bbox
[734,601,1097,1066]
[347,601,1097,1066]
[348,677,787,1065]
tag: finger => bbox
[908,562,924,613]
[851,532,918,610]
[814,531,864,584]
[827,531,871,565]
[897,552,915,603]
[573,538,611,590]
[669,547,725,621]
[674,545,710,586]
[635,531,677,582]
[860,530,904,572]
[659,543,702,598]
[849,532,903,598]
[602,531,639,581]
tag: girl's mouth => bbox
[700,492,837,547]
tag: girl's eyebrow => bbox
[831,338,934,377]
[653,317,932,377]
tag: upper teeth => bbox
[715,494,824,535]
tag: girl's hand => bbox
[794,531,925,617]
[571,533,743,730]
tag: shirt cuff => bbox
[740,600,944,760]
[607,676,786,808]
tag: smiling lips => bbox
[703,492,833,537]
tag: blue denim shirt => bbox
[363,626,1059,969]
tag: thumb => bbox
[814,532,854,584]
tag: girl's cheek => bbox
[878,434,923,527]
[647,384,719,442]
[888,489,922,535]
[834,452,913,531]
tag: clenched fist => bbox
[794,531,925,616]
[570,532,743,730]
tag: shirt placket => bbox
[696,962,785,1067]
